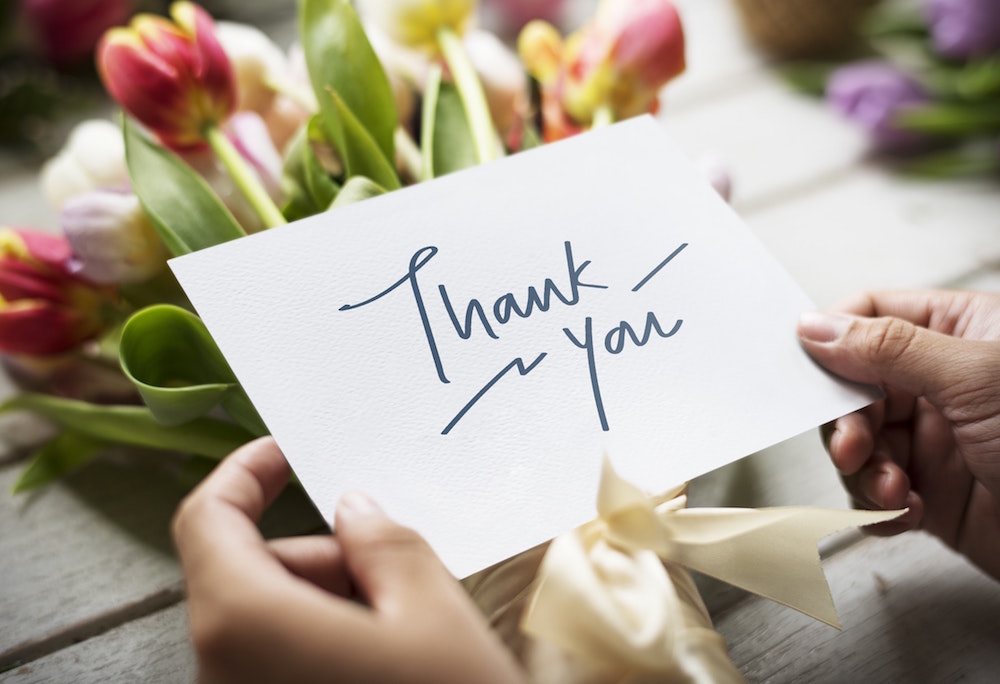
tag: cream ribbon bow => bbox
[519,457,904,679]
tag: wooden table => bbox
[3,1,1000,681]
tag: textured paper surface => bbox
[170,116,878,578]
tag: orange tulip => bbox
[97,2,235,149]
[520,0,685,141]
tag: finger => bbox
[172,437,291,577]
[855,491,923,537]
[334,492,461,616]
[267,535,353,597]
[825,411,875,475]
[829,290,968,329]
[796,310,979,403]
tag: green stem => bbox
[204,125,287,228]
[395,126,423,182]
[420,63,444,180]
[436,27,499,164]
[592,104,615,129]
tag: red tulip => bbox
[0,229,116,357]
[20,0,133,68]
[97,2,236,149]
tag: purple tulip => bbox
[826,61,931,152]
[925,0,1000,60]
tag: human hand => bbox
[797,290,1000,580]
[171,437,525,684]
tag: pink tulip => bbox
[97,2,236,149]
[0,229,117,357]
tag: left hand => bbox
[171,436,526,684]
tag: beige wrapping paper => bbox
[464,458,904,683]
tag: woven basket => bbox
[731,0,879,58]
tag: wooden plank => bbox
[0,451,323,668]
[660,74,869,208]
[0,604,195,684]
[711,531,1000,682]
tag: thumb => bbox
[797,310,968,401]
[334,492,457,615]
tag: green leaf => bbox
[13,431,106,493]
[330,176,386,209]
[956,56,1000,101]
[899,144,1000,178]
[779,62,840,97]
[281,118,341,221]
[301,0,398,170]
[119,305,267,435]
[124,119,247,256]
[1,394,255,459]
[420,66,477,178]
[895,101,1000,135]
[324,89,401,190]
[432,83,478,177]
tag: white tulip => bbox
[40,120,128,210]
[216,21,289,114]
[464,30,527,133]
[61,189,167,284]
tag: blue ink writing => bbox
[442,353,547,435]
[438,241,606,340]
[632,243,688,292]
[338,246,450,384]
[564,312,683,432]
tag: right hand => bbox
[796,290,1000,580]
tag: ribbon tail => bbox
[663,506,906,628]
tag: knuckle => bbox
[864,317,916,367]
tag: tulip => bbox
[0,229,117,357]
[19,0,132,68]
[489,0,565,28]
[520,0,685,141]
[925,0,1000,60]
[61,189,168,284]
[464,30,528,134]
[826,61,932,152]
[40,120,129,210]
[97,1,236,150]
[356,0,476,54]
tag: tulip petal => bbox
[0,301,85,355]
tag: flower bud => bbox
[564,0,685,121]
[61,189,167,284]
[490,0,565,29]
[215,20,289,114]
[0,229,117,357]
[40,120,128,210]
[356,0,476,53]
[464,30,527,133]
[826,61,931,152]
[97,1,236,149]
[20,0,132,68]
[925,0,1000,60]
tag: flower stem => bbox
[395,126,423,183]
[204,125,287,228]
[592,104,615,129]
[420,62,444,180]
[436,27,499,164]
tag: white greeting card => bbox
[170,116,877,578]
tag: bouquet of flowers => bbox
[0,0,688,492]
[823,0,1000,176]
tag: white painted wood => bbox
[748,171,1000,308]
[0,604,196,684]
[712,531,1000,682]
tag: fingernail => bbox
[798,311,852,343]
[338,491,383,519]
